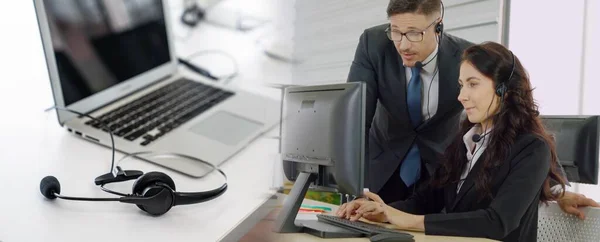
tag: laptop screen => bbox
[42,0,170,106]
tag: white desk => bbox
[0,0,292,241]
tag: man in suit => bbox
[347,0,597,217]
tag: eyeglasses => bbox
[385,19,438,42]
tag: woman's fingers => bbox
[337,198,382,220]
[345,201,364,219]
[351,202,380,221]
[336,203,348,217]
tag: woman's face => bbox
[457,61,500,126]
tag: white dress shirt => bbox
[457,124,492,193]
[405,45,439,121]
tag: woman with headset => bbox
[336,42,568,241]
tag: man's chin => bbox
[402,59,416,67]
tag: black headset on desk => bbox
[39,106,228,216]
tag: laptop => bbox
[33,0,280,177]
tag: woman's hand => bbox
[558,191,600,219]
[335,191,388,222]
[352,200,388,222]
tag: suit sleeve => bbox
[347,31,378,165]
[423,139,551,240]
[388,178,445,215]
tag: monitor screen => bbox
[42,0,170,106]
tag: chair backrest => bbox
[538,201,600,242]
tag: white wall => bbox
[509,0,600,200]
[508,0,585,115]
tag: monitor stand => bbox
[272,171,363,238]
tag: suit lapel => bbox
[417,34,461,130]
[445,181,458,211]
[450,153,485,211]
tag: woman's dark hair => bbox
[431,41,566,203]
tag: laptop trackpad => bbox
[189,111,263,146]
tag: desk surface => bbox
[0,0,292,241]
[249,194,497,242]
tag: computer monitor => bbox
[541,115,600,185]
[273,82,366,237]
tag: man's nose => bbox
[399,37,411,51]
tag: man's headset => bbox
[39,106,228,216]
[412,1,444,123]
[414,1,444,68]
[435,1,445,38]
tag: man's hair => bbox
[387,0,442,18]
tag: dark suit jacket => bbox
[391,133,551,242]
[346,24,474,193]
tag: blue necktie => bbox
[400,67,422,187]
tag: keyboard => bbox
[316,214,413,237]
[85,78,234,146]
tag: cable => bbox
[100,184,129,196]
[116,151,225,179]
[44,106,116,175]
[180,50,239,84]
[426,64,439,120]
[43,105,228,198]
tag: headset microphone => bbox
[471,133,489,143]
[415,61,423,69]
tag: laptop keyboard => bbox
[85,78,234,146]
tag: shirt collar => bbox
[421,45,438,74]
[463,124,493,153]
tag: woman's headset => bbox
[495,51,516,97]
[461,49,517,182]
[40,106,228,216]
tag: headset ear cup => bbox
[132,172,176,214]
[496,83,507,96]
[133,172,176,195]
[436,22,443,34]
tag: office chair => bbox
[537,201,600,242]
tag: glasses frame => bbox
[385,19,439,42]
